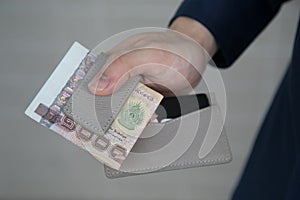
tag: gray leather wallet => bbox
[104,94,232,178]
[63,53,232,179]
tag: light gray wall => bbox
[0,0,299,199]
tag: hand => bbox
[88,17,217,96]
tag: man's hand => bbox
[88,17,217,96]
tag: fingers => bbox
[88,55,132,96]
[88,49,160,96]
[88,48,200,96]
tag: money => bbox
[104,82,163,168]
[25,42,163,170]
[114,82,163,138]
[75,82,163,169]
[25,42,91,150]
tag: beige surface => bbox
[0,0,299,199]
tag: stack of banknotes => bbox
[25,42,163,170]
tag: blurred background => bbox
[0,0,299,199]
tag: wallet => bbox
[63,53,232,179]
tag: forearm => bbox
[170,0,288,67]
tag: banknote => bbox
[25,42,163,170]
[25,42,90,150]
[70,82,163,169]
[90,82,163,169]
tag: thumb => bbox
[88,56,132,96]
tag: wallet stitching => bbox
[108,156,232,175]
[106,130,232,176]
[64,55,140,133]
[106,156,232,177]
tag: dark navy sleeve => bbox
[171,0,290,67]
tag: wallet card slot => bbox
[104,93,232,178]
[105,129,232,178]
[105,104,231,175]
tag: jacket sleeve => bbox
[170,0,290,68]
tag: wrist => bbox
[169,16,218,57]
